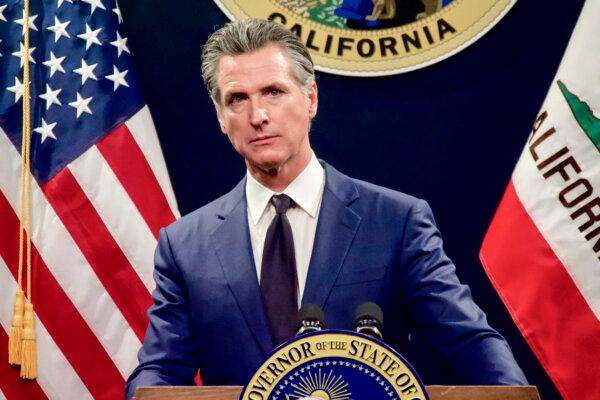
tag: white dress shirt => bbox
[246,153,325,304]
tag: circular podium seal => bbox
[213,0,516,76]
[240,330,428,400]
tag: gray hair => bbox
[201,18,315,104]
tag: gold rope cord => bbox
[8,0,37,379]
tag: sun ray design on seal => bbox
[287,368,351,400]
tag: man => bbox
[126,19,527,399]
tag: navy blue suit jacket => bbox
[126,162,526,399]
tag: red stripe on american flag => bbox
[97,124,176,239]
[41,167,152,341]
[0,328,48,400]
[0,191,125,400]
[480,180,600,400]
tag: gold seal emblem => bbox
[213,0,515,76]
[239,331,428,400]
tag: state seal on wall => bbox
[213,0,516,76]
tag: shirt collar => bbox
[245,153,325,225]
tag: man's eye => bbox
[268,89,282,96]
[227,94,246,105]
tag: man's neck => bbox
[247,151,312,193]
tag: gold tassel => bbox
[19,302,37,379]
[8,290,25,365]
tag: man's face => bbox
[214,43,317,174]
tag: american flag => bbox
[0,0,179,399]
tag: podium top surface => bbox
[135,385,541,400]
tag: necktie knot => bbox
[271,194,293,214]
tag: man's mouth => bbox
[250,135,276,144]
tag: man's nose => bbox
[249,99,269,127]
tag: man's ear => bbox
[213,100,227,134]
[307,82,318,119]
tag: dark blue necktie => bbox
[260,194,298,346]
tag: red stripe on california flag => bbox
[0,192,125,400]
[0,328,48,400]
[41,167,152,340]
[97,124,176,239]
[480,180,600,400]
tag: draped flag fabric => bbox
[480,2,600,399]
[0,0,179,398]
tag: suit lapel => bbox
[302,163,362,308]
[209,164,361,353]
[210,180,274,355]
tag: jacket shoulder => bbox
[323,161,427,219]
[352,177,421,207]
[323,161,420,206]
[163,179,245,239]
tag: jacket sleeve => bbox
[399,199,528,385]
[125,228,199,400]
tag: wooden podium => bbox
[135,385,540,400]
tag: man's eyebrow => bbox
[265,81,288,88]
[221,80,290,101]
[223,90,246,102]
[265,79,290,88]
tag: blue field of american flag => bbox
[0,0,179,398]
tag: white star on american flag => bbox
[73,59,99,84]
[82,0,106,14]
[105,66,129,91]
[57,0,73,8]
[110,32,130,57]
[12,42,36,67]
[113,4,123,24]
[77,24,102,50]
[69,93,93,118]
[7,77,25,102]
[15,10,39,33]
[47,16,71,43]
[43,51,67,77]
[34,118,58,143]
[39,84,63,110]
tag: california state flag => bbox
[480,2,600,400]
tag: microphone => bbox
[295,304,325,336]
[353,302,383,341]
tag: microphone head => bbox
[353,302,383,328]
[297,304,325,325]
[295,304,325,336]
[353,302,384,341]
